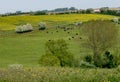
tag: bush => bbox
[39,54,60,66]
[83,51,120,68]
[102,51,118,68]
[84,55,92,63]
[58,53,75,67]
[15,23,33,33]
[41,39,76,67]
[38,22,46,30]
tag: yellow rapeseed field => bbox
[0,14,116,30]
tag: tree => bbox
[82,20,118,66]
[54,7,68,12]
[44,39,75,67]
[86,8,94,14]
[39,54,60,66]
[69,7,77,11]
[100,7,109,14]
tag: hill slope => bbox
[0,14,116,30]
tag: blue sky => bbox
[0,0,120,14]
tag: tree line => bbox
[0,7,120,16]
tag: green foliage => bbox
[44,39,75,67]
[39,54,60,66]
[86,8,94,14]
[100,7,120,16]
[85,51,120,68]
[84,55,92,63]
[45,39,68,55]
[58,53,74,67]
[82,20,118,68]
[102,51,120,68]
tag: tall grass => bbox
[0,67,120,82]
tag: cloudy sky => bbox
[0,0,120,14]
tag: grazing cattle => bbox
[76,33,78,35]
[64,29,66,31]
[80,37,82,39]
[67,32,70,34]
[72,36,74,38]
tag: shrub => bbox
[57,53,75,67]
[42,39,76,67]
[39,54,60,66]
[38,22,46,30]
[15,23,33,33]
[84,55,92,63]
[102,51,117,68]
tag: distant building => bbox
[109,7,120,11]
[93,9,101,13]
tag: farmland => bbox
[0,14,115,30]
[0,14,119,68]
[0,14,120,82]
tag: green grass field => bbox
[0,28,85,67]
[0,14,119,68]
[0,14,120,82]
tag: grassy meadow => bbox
[0,14,120,82]
[0,14,118,68]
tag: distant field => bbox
[0,14,116,30]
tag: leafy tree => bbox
[86,8,94,14]
[44,39,75,67]
[54,8,68,12]
[100,7,109,14]
[82,20,118,66]
[69,7,77,11]
[39,54,60,66]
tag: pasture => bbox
[0,14,120,68]
[0,14,120,82]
